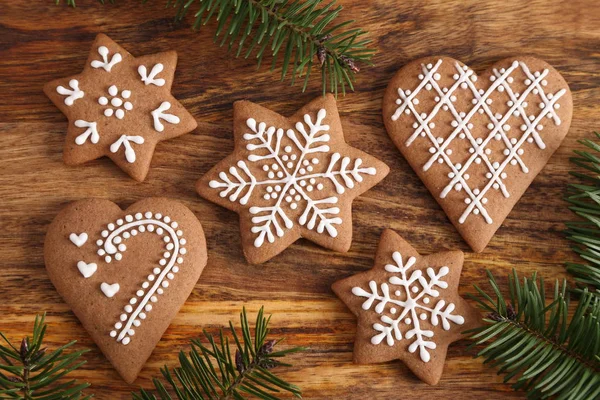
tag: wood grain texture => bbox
[0,0,598,398]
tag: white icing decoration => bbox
[96,213,184,346]
[110,135,144,163]
[90,46,122,72]
[100,85,133,119]
[138,63,166,86]
[151,102,180,132]
[74,120,99,145]
[56,79,84,106]
[208,109,377,248]
[351,251,464,363]
[101,282,120,298]
[77,261,97,278]
[391,59,566,225]
[69,232,88,247]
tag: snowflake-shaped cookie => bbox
[196,95,389,263]
[44,33,197,181]
[332,229,481,385]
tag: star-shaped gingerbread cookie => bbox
[196,95,389,263]
[44,33,197,181]
[332,229,481,385]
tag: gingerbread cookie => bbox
[44,198,207,383]
[44,34,197,181]
[383,56,572,252]
[196,94,389,264]
[332,229,480,385]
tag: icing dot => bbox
[163,216,171,223]
[162,281,169,289]
[493,162,500,169]
[118,244,126,252]
[120,314,127,322]
[115,253,122,261]
[104,109,114,117]
[167,273,174,279]
[147,225,155,232]
[105,256,112,263]
[137,290,144,297]
[133,320,141,327]
[139,313,146,320]
[285,146,292,153]
[110,331,117,337]
[128,329,135,336]
[395,290,401,296]
[145,304,152,312]
[145,212,152,218]
[420,313,427,320]
[142,282,149,289]
[159,259,167,266]
[151,296,157,303]
[131,229,138,236]
[153,267,161,274]
[390,307,397,314]
[101,230,109,238]
[130,298,137,305]
[123,232,130,239]
[177,257,183,263]
[96,239,104,246]
[411,286,419,293]
[98,249,106,256]
[177,230,183,236]
[139,226,146,233]
[99,96,108,105]
[148,274,155,281]
[290,203,297,209]
[482,198,488,204]
[157,288,164,294]
[115,322,123,329]
[474,209,480,215]
[122,337,131,345]
[164,236,171,243]
[135,213,143,220]
[156,228,164,235]
[173,266,180,273]
[405,318,412,324]
[125,305,133,313]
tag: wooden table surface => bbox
[1,0,599,398]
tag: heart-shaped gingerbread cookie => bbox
[383,56,572,252]
[44,198,207,383]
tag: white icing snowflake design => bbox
[208,109,377,248]
[352,251,464,363]
[391,59,567,224]
[94,212,186,346]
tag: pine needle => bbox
[55,0,375,96]
[132,307,306,400]
[0,313,91,399]
[468,269,600,399]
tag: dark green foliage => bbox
[468,269,600,399]
[133,307,305,400]
[565,131,600,294]
[0,314,91,400]
[55,0,374,96]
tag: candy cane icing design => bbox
[95,211,186,346]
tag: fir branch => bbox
[55,0,375,96]
[467,269,600,400]
[133,307,306,400]
[0,314,91,400]
[565,131,600,295]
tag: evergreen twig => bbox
[0,314,91,400]
[565,131,600,295]
[132,307,306,400]
[467,269,600,399]
[55,0,375,96]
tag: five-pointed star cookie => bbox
[332,229,481,385]
[44,33,197,181]
[196,94,389,263]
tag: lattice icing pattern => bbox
[95,212,186,346]
[390,59,566,224]
[351,251,464,363]
[208,109,377,248]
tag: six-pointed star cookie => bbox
[44,33,197,181]
[332,229,481,385]
[196,94,389,263]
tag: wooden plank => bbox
[0,0,598,397]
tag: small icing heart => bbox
[101,282,120,298]
[77,261,97,278]
[69,232,88,247]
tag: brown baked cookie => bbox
[196,94,389,264]
[44,198,207,383]
[332,229,481,385]
[44,34,197,181]
[383,56,572,252]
